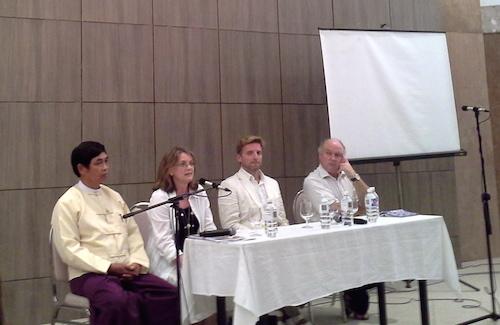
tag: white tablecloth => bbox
[182,215,460,325]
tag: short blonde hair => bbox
[236,135,265,154]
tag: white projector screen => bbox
[319,29,461,161]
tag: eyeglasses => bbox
[175,161,195,168]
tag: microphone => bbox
[462,106,490,113]
[199,178,231,192]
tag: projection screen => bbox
[319,29,461,161]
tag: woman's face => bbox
[170,152,195,188]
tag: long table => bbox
[182,215,461,324]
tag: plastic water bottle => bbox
[365,187,380,223]
[264,201,278,237]
[341,191,353,226]
[319,196,331,229]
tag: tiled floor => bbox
[309,258,500,325]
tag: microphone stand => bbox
[122,187,210,325]
[458,109,500,324]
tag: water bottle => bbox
[264,201,278,237]
[319,196,331,229]
[365,187,380,223]
[341,191,353,226]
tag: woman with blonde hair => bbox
[146,146,217,324]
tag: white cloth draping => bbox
[182,215,460,325]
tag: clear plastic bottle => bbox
[264,200,278,237]
[364,187,380,223]
[319,196,331,229]
[341,191,353,226]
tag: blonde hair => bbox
[236,135,265,154]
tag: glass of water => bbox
[351,191,359,217]
[300,199,314,228]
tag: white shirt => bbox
[218,167,288,230]
[303,164,356,220]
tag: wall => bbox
[0,0,497,323]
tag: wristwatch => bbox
[350,173,361,182]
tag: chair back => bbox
[130,202,152,243]
[292,189,306,224]
[49,228,69,282]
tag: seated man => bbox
[304,138,372,320]
[220,136,312,325]
[218,135,288,230]
[51,141,179,325]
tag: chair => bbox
[49,228,90,325]
[292,190,348,323]
[129,201,152,242]
[292,189,306,224]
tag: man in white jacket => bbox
[219,136,309,325]
[218,135,288,230]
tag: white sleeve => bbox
[218,179,244,230]
[148,191,178,261]
[274,183,289,226]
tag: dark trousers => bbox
[344,284,376,315]
[70,273,179,325]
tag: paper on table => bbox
[381,209,418,217]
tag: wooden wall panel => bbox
[221,104,284,178]
[281,177,305,224]
[448,33,488,92]
[218,0,278,33]
[352,162,396,175]
[2,278,54,325]
[0,0,80,20]
[283,105,330,176]
[485,35,500,250]
[441,0,481,33]
[155,103,223,180]
[154,27,220,103]
[113,183,155,207]
[0,18,81,101]
[401,157,454,173]
[278,0,333,35]
[83,0,152,24]
[484,34,500,87]
[448,33,500,260]
[332,0,390,30]
[360,173,399,211]
[0,103,81,190]
[220,31,281,103]
[0,188,66,281]
[280,34,325,104]
[82,103,156,184]
[390,0,442,31]
[82,23,153,102]
[153,0,217,28]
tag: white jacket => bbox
[146,185,216,285]
[218,168,288,230]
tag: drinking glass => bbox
[351,192,359,217]
[249,219,263,236]
[300,199,314,228]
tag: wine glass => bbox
[351,191,359,217]
[249,219,263,236]
[300,199,314,228]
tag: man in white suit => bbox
[218,135,288,230]
[219,136,311,325]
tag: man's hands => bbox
[107,263,142,279]
[339,158,357,179]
